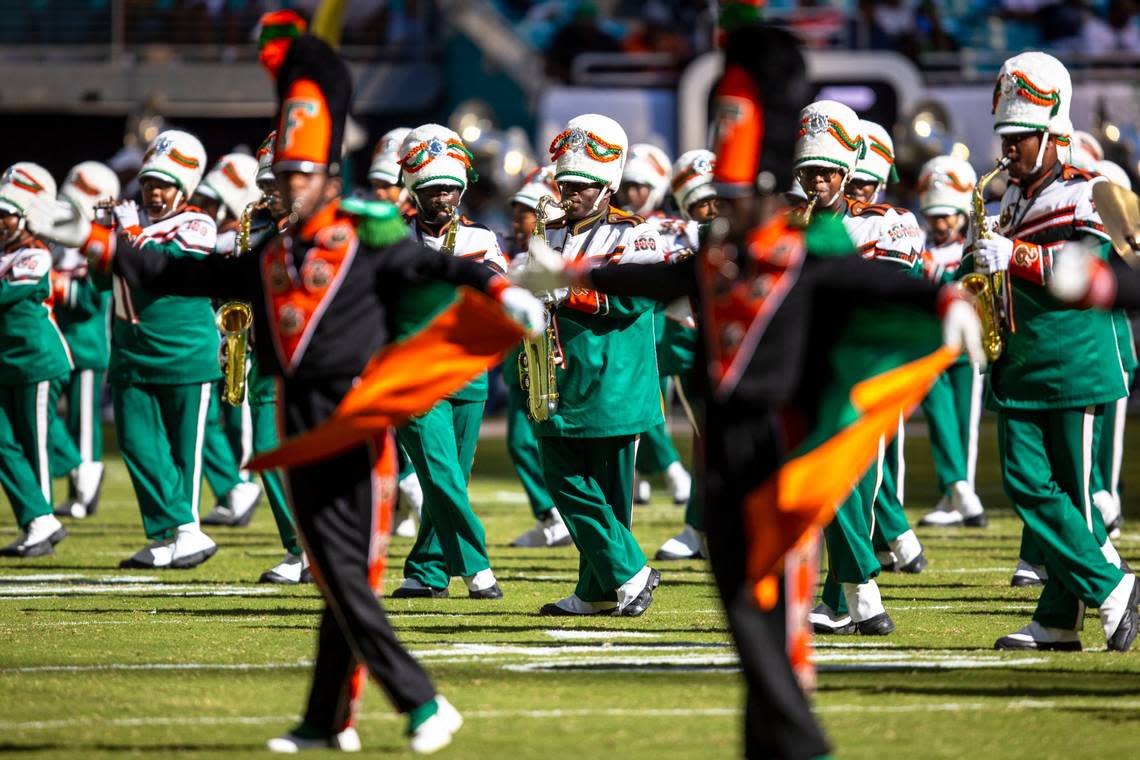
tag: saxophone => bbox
[441,204,460,255]
[959,157,1012,363]
[518,196,569,422]
[215,200,261,406]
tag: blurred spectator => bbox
[544,1,622,82]
[622,1,692,61]
[913,0,960,53]
[1076,0,1140,53]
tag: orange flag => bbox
[743,346,958,592]
[249,287,523,470]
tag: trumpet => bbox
[518,195,570,422]
[960,157,1012,363]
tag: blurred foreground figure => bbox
[512,22,984,758]
[40,35,544,754]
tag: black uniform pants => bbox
[282,381,435,732]
[703,406,831,760]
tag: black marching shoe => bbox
[391,584,449,599]
[616,568,660,617]
[963,513,989,528]
[469,583,503,600]
[994,622,1081,651]
[856,612,895,636]
[1107,578,1140,653]
[897,552,929,574]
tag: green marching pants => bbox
[216,371,298,555]
[1095,370,1133,506]
[398,399,491,588]
[200,384,242,503]
[540,435,645,603]
[0,377,67,528]
[998,406,1125,629]
[636,376,681,476]
[822,464,881,615]
[873,421,910,547]
[505,366,555,521]
[923,363,983,494]
[113,381,211,541]
[49,368,104,479]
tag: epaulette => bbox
[1061,164,1098,182]
[846,199,892,217]
[606,206,644,226]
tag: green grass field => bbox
[2,417,1139,759]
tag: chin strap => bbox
[1031,133,1050,175]
[589,189,612,216]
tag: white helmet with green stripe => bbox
[917,156,977,217]
[139,129,207,197]
[398,124,477,196]
[0,162,57,218]
[550,114,628,193]
[794,100,863,180]
[852,120,898,197]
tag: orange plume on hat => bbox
[258,9,308,78]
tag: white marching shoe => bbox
[510,507,572,548]
[634,477,652,505]
[259,552,310,584]
[201,480,263,527]
[665,461,692,505]
[655,523,706,560]
[267,726,361,753]
[170,524,217,569]
[409,696,464,754]
[1093,490,1123,539]
[55,461,105,519]
[994,621,1081,651]
[394,472,424,539]
[919,481,986,527]
[1100,573,1140,652]
[0,514,67,557]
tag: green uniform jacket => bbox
[962,167,1126,410]
[1112,310,1137,373]
[56,279,110,370]
[537,299,662,438]
[90,209,222,386]
[0,240,72,384]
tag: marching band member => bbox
[844,119,929,574]
[48,161,119,520]
[511,21,985,751]
[192,153,266,529]
[915,156,989,528]
[531,113,665,616]
[1089,160,1134,540]
[975,52,1137,651]
[94,35,545,752]
[51,130,222,570]
[795,103,912,634]
[653,149,716,561]
[369,126,427,539]
[506,166,571,549]
[618,143,694,506]
[0,163,72,557]
[389,123,509,600]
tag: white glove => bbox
[510,237,570,293]
[974,235,1013,275]
[114,200,141,233]
[26,196,91,249]
[942,298,986,368]
[498,285,547,338]
[1048,242,1094,304]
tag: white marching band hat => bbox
[1096,159,1132,191]
[622,143,672,214]
[0,162,57,217]
[511,165,559,211]
[793,100,864,177]
[368,127,411,185]
[852,119,898,188]
[199,153,261,220]
[670,149,717,219]
[398,124,477,193]
[60,161,120,221]
[992,52,1072,137]
[1069,130,1104,171]
[550,114,628,192]
[917,155,977,217]
[139,129,207,198]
